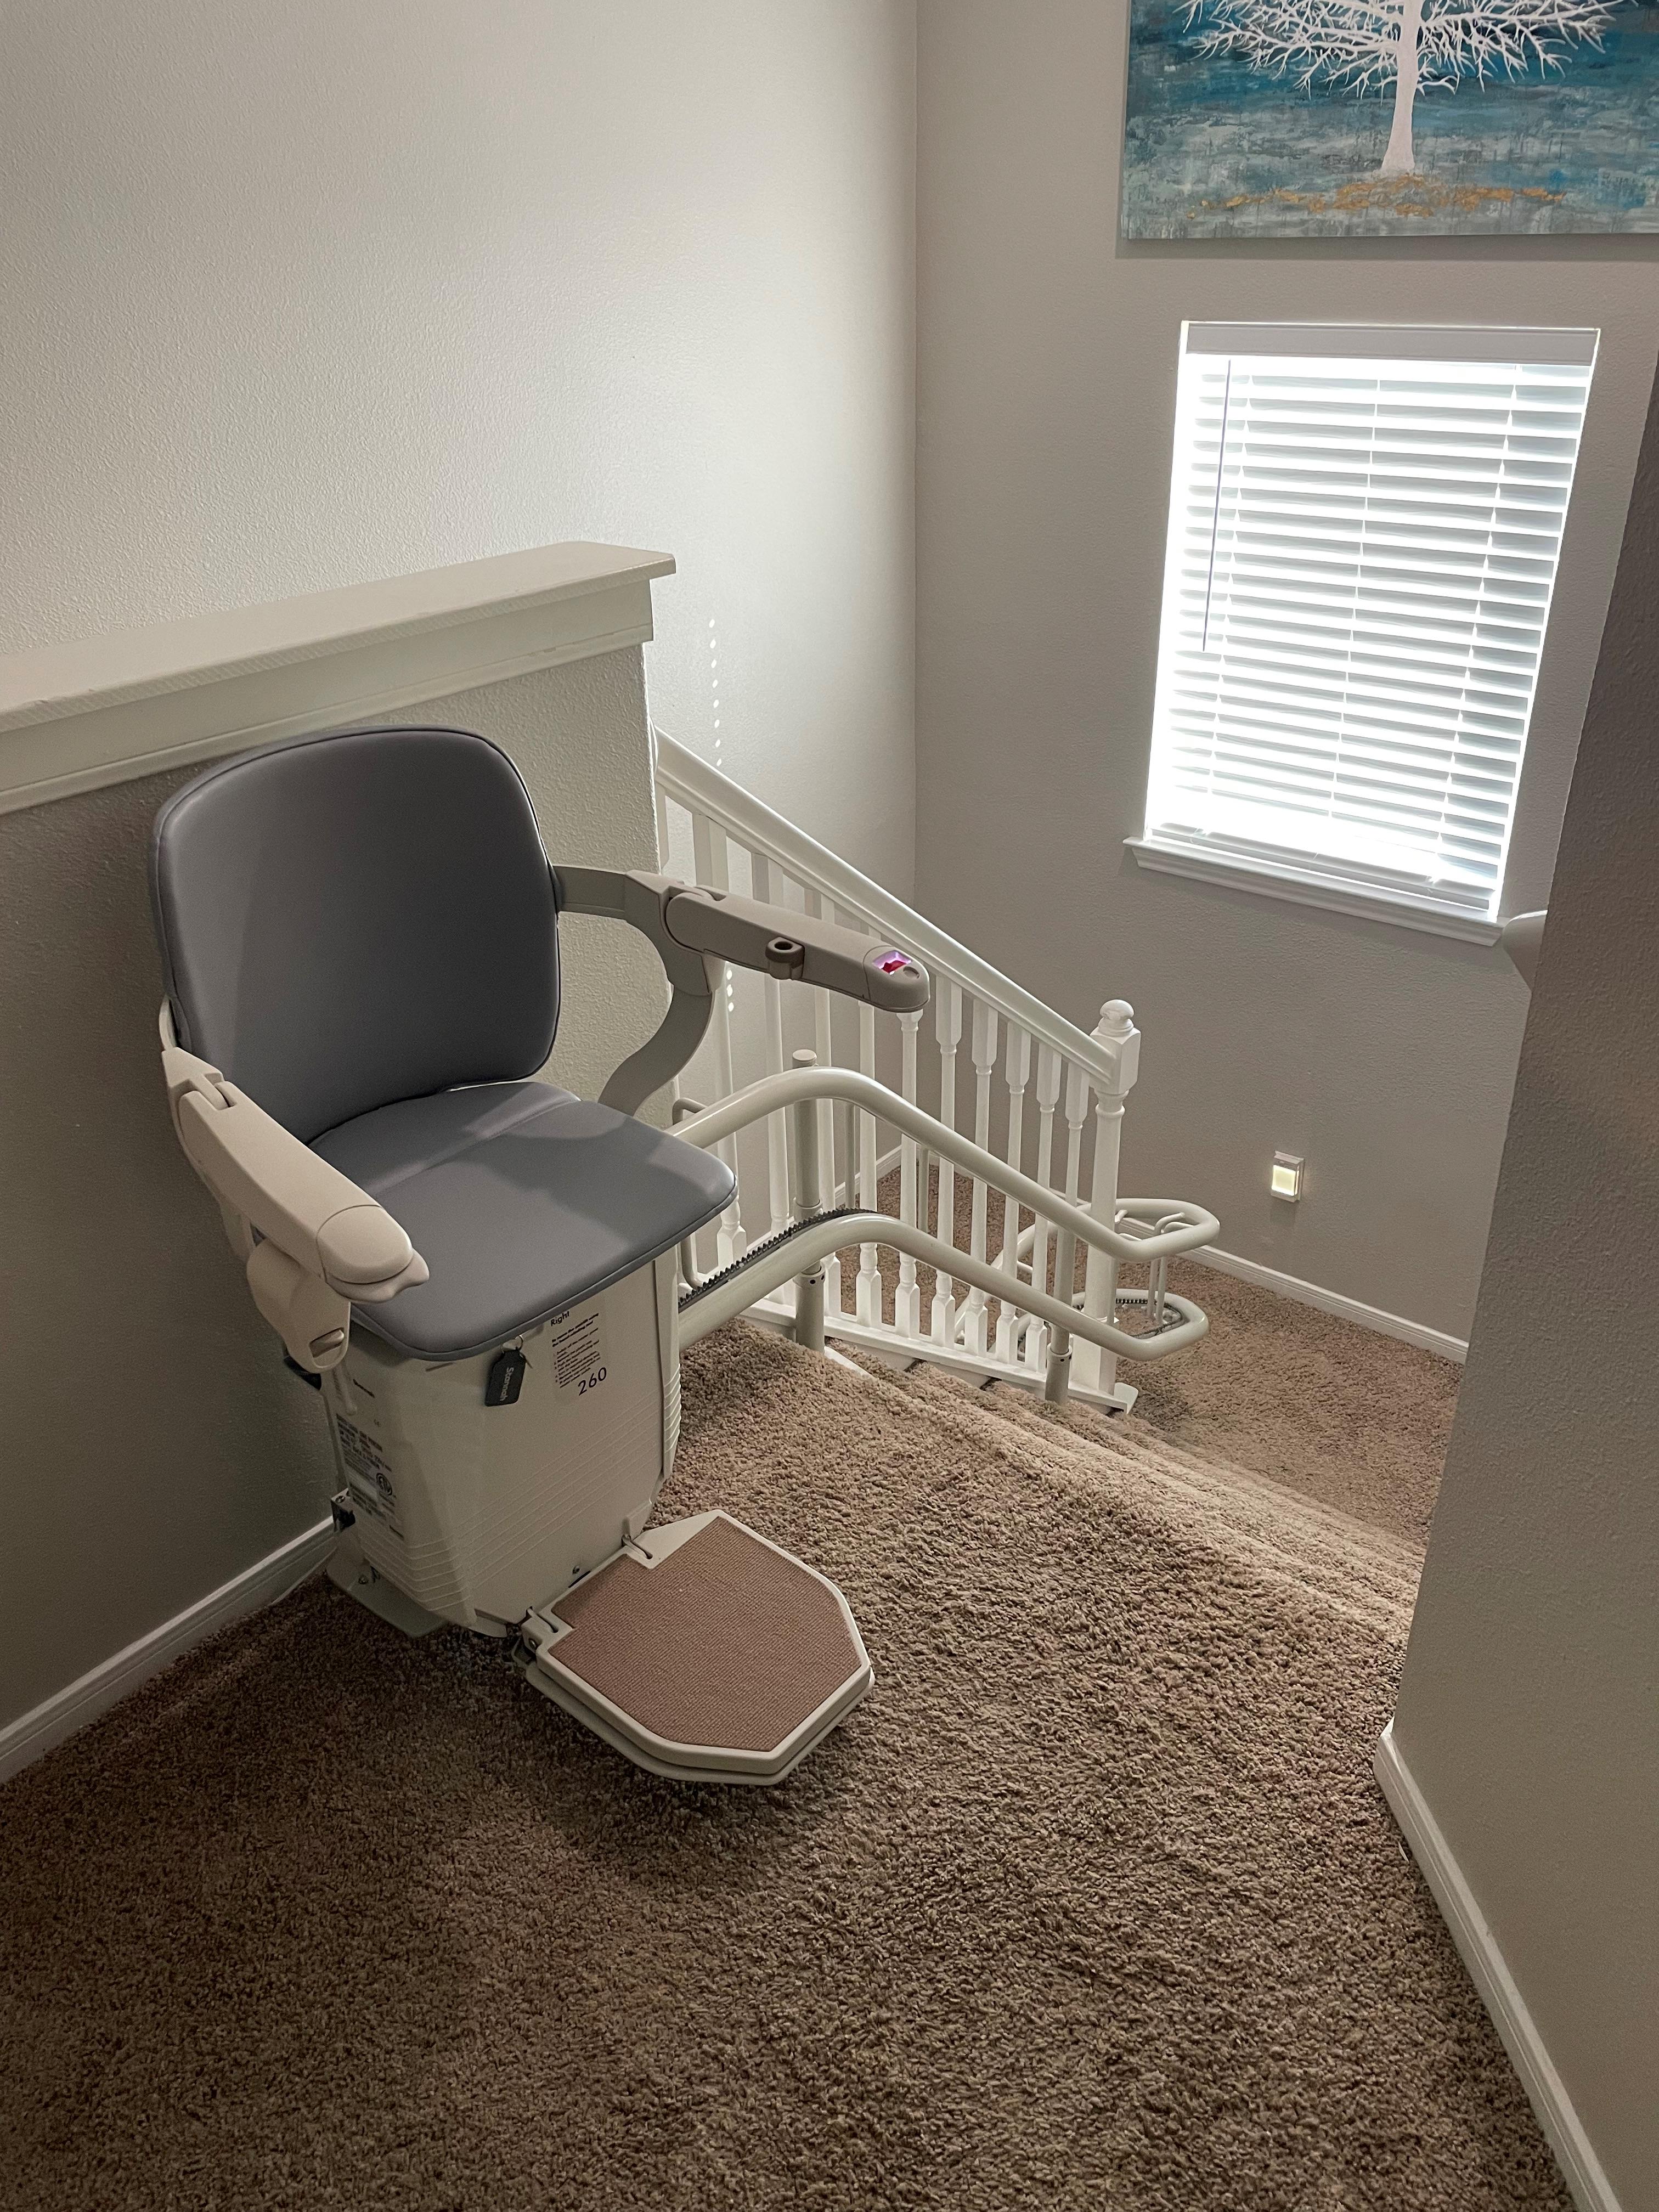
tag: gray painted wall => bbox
[0,0,916,895]
[1391,363,1659,2212]
[914,0,1659,1339]
[0,651,663,1735]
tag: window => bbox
[1133,322,1596,939]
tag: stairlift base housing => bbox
[321,1257,679,1636]
[317,1251,873,1784]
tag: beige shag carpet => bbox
[0,1321,1565,2212]
[844,1177,1459,1545]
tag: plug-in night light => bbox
[1271,1153,1304,1202]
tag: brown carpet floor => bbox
[840,1173,1460,1547]
[0,1321,1565,2211]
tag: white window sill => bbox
[1125,838,1504,946]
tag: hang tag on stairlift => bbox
[485,1346,528,1406]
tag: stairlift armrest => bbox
[550,868,720,1113]
[552,866,929,1012]
[161,1040,427,1304]
[660,886,929,1013]
[552,867,713,994]
[552,866,930,1116]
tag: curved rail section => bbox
[676,1067,1218,1396]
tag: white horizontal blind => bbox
[1145,324,1596,917]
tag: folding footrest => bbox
[518,1510,872,1785]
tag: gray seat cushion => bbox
[312,1082,735,1361]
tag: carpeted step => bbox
[865,1354,1422,1647]
[840,1174,1459,1549]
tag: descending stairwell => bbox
[653,727,1217,1414]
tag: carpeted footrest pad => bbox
[524,1510,872,1784]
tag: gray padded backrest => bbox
[151,725,560,1141]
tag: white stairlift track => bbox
[673,1064,1215,1397]
[653,727,1216,1410]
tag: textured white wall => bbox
[0,0,916,890]
[915,0,1659,1340]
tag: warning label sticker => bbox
[337,1418,404,1541]
[549,1307,606,1395]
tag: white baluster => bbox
[1024,1044,1063,1374]
[1061,1059,1089,1248]
[691,809,746,1264]
[856,999,881,1324]
[1073,1001,1141,1400]
[995,1023,1032,1365]
[930,982,962,1346]
[961,1000,998,1355]
[839,1094,857,1318]
[805,890,839,1317]
[751,853,791,1238]
[896,1009,923,1338]
[790,1050,826,1352]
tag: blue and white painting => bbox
[1122,0,1659,235]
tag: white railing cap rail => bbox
[653,726,1124,1084]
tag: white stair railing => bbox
[652,727,1211,1412]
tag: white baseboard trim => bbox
[1190,1246,1468,1363]
[1374,1722,1622,2212]
[0,1516,334,1787]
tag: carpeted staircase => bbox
[0,1321,1567,2212]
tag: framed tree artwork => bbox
[1121,0,1659,235]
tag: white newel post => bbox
[1072,1000,1140,1400]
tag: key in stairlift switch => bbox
[486,1346,528,1406]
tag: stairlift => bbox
[151,723,928,1785]
[151,723,1218,1785]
